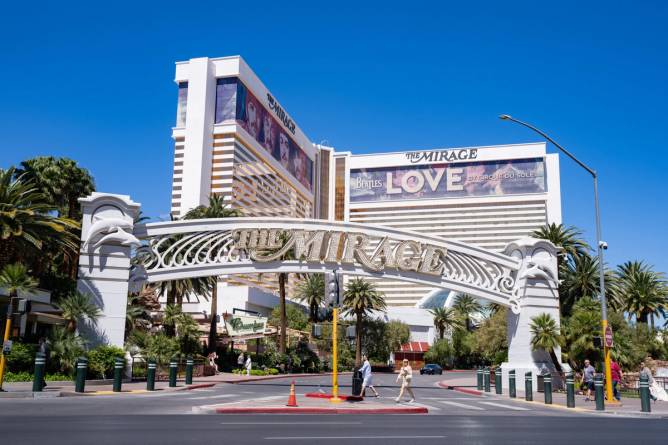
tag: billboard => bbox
[223,314,268,337]
[215,78,314,192]
[349,158,546,203]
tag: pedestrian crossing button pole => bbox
[509,369,516,398]
[495,367,502,395]
[566,372,575,408]
[146,359,156,391]
[169,357,178,388]
[594,373,605,411]
[543,373,552,404]
[185,356,194,385]
[524,371,533,401]
[75,357,88,393]
[483,367,491,393]
[113,357,124,392]
[639,375,651,413]
[32,352,46,392]
[477,367,483,391]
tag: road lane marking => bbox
[479,401,530,411]
[221,422,362,425]
[186,394,237,400]
[438,400,484,410]
[265,436,446,440]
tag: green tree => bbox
[562,297,603,368]
[48,326,85,375]
[532,223,590,263]
[57,291,101,333]
[87,345,125,379]
[342,278,387,366]
[614,261,667,327]
[183,195,241,352]
[361,319,410,363]
[453,294,482,331]
[0,263,37,299]
[423,339,454,368]
[529,313,563,372]
[295,274,324,323]
[473,308,508,364]
[429,307,463,339]
[269,304,309,333]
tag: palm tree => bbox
[49,326,85,374]
[342,278,387,366]
[452,294,482,331]
[295,274,325,323]
[532,223,590,262]
[0,167,79,268]
[57,291,101,333]
[161,304,182,337]
[529,313,563,372]
[429,307,463,339]
[0,263,37,299]
[125,293,153,340]
[614,261,667,327]
[183,194,241,352]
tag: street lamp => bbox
[498,114,614,403]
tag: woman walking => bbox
[395,359,415,403]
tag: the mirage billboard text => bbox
[350,158,546,202]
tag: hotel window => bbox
[175,82,188,127]
[334,157,346,221]
[215,78,238,123]
[318,151,330,220]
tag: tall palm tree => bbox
[342,278,387,366]
[614,261,667,326]
[529,313,563,372]
[0,263,37,299]
[452,294,482,331]
[532,223,590,262]
[57,291,101,333]
[183,194,241,352]
[295,274,325,323]
[0,167,79,268]
[429,307,463,339]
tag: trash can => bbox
[352,368,363,396]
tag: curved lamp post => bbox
[498,114,614,403]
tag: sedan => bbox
[420,364,443,375]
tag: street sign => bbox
[604,325,614,348]
[2,340,13,355]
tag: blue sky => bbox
[1,1,666,278]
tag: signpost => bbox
[604,325,614,348]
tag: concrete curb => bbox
[216,372,353,384]
[209,406,428,414]
[437,381,482,396]
[305,392,363,401]
[0,391,62,399]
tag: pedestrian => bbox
[237,352,245,371]
[38,337,49,389]
[245,355,252,376]
[358,354,379,398]
[582,359,595,402]
[610,359,623,401]
[640,361,659,402]
[208,351,220,374]
[395,358,415,403]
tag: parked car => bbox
[420,363,443,375]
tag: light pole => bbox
[327,270,342,403]
[498,114,614,403]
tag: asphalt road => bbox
[1,372,667,444]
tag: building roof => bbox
[399,342,430,353]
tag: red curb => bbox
[304,392,363,401]
[438,381,482,396]
[213,406,428,414]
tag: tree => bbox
[532,223,590,263]
[295,274,324,323]
[429,307,463,339]
[0,167,79,268]
[473,308,508,364]
[57,291,101,333]
[614,261,667,327]
[48,326,85,375]
[269,304,309,333]
[423,339,454,368]
[529,313,563,372]
[562,297,603,368]
[0,263,37,299]
[183,194,241,352]
[453,294,482,331]
[342,278,387,366]
[125,286,157,340]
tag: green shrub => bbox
[87,345,125,379]
[4,371,72,382]
[232,367,279,376]
[6,342,37,373]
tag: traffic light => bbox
[346,325,356,340]
[312,324,322,339]
[325,272,343,308]
[16,299,31,314]
[593,336,603,349]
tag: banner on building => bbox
[223,314,268,337]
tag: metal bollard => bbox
[495,367,502,395]
[113,357,124,392]
[477,367,483,390]
[146,359,156,391]
[566,372,575,408]
[483,367,491,393]
[543,373,552,404]
[524,371,533,401]
[509,369,516,398]
[185,356,194,385]
[639,375,651,413]
[75,357,88,393]
[32,352,46,392]
[169,358,178,387]
[594,373,605,411]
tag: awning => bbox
[28,312,66,326]
[398,342,430,353]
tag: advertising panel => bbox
[223,314,268,337]
[349,158,546,202]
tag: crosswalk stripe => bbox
[479,401,530,411]
[438,400,484,410]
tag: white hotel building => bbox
[170,56,562,343]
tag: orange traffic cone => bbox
[286,380,298,407]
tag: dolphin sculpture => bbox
[519,257,558,284]
[84,217,140,249]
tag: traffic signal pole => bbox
[0,299,14,391]
[330,306,341,403]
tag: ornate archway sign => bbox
[76,193,562,386]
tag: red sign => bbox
[604,326,614,348]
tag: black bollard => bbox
[32,352,46,392]
[75,357,88,393]
[495,367,502,395]
[146,359,156,391]
[185,356,194,385]
[509,369,516,398]
[566,372,575,408]
[477,367,483,390]
[525,371,533,401]
[113,357,124,392]
[484,367,491,393]
[639,375,651,413]
[543,373,552,404]
[594,373,605,411]
[169,358,178,387]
